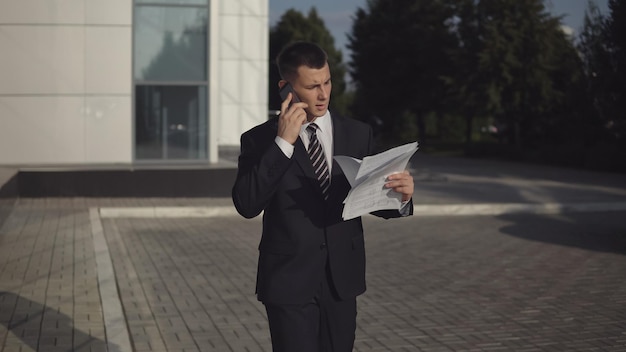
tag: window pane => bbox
[135,85,207,160]
[135,0,207,5]
[134,6,207,81]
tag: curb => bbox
[98,202,626,219]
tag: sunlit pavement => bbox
[1,154,626,351]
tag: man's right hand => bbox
[277,93,308,145]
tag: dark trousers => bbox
[264,266,357,352]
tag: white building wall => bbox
[0,0,267,165]
[0,0,133,165]
[217,0,269,146]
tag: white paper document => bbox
[334,141,418,220]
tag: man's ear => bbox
[278,80,287,90]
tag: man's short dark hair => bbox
[276,41,328,82]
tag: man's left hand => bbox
[385,170,414,202]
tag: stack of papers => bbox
[334,141,418,220]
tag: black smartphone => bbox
[279,83,301,106]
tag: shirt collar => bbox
[302,110,331,134]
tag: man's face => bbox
[291,63,332,122]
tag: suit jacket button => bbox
[320,243,327,249]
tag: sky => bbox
[269,0,610,58]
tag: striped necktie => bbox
[306,123,330,200]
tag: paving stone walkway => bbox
[1,155,626,351]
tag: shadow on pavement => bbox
[0,196,16,232]
[0,291,115,352]
[497,212,626,255]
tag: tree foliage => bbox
[348,0,457,143]
[348,0,597,153]
[269,1,625,170]
[268,8,349,115]
[579,0,626,146]
[604,0,626,144]
[472,0,584,149]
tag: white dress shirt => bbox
[275,111,333,170]
[274,111,410,214]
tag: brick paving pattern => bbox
[1,198,626,351]
[0,169,625,352]
[103,216,269,352]
[98,208,625,351]
[0,202,107,352]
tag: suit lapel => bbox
[269,117,321,194]
[328,115,352,204]
[331,115,349,172]
[293,114,353,201]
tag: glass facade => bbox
[135,85,207,159]
[133,0,208,161]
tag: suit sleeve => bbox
[232,130,293,219]
[371,201,413,219]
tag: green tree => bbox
[449,0,491,147]
[348,0,457,143]
[578,1,611,125]
[462,0,577,150]
[604,0,626,145]
[575,0,626,170]
[268,8,349,116]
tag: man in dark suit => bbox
[232,41,414,352]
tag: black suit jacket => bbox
[232,114,412,305]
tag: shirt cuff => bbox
[275,136,294,158]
